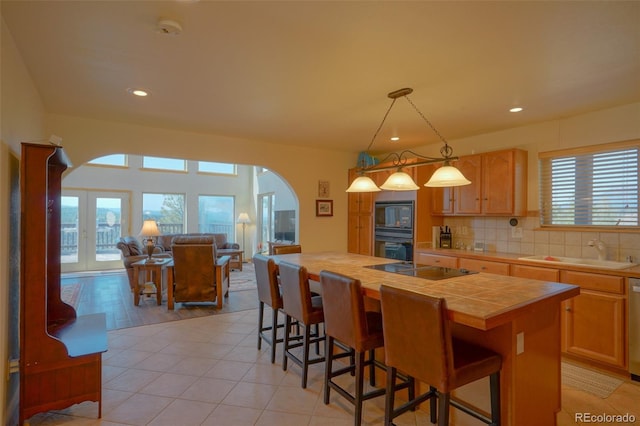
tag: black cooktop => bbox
[364,262,478,281]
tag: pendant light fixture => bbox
[346,88,471,192]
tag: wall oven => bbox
[374,201,414,261]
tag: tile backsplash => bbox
[442,216,640,263]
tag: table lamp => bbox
[138,219,161,260]
[236,213,251,255]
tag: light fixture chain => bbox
[366,97,397,152]
[404,95,453,158]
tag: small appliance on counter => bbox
[439,226,452,248]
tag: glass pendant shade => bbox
[379,171,420,191]
[424,165,472,187]
[346,175,381,192]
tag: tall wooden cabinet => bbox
[347,168,374,255]
[20,143,107,423]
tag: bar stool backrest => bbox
[319,270,368,352]
[253,254,282,309]
[380,285,454,392]
[279,261,314,323]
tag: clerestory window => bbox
[539,141,639,228]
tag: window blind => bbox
[539,144,639,227]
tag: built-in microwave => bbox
[374,201,414,230]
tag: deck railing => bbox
[61,222,234,255]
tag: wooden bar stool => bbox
[320,270,414,426]
[279,261,325,388]
[272,244,302,255]
[253,254,285,363]
[380,285,502,426]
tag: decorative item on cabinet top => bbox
[346,87,471,193]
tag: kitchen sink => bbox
[518,255,637,270]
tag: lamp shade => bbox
[346,175,382,192]
[424,165,472,187]
[138,219,161,237]
[237,212,251,224]
[379,171,420,191]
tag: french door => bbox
[61,189,130,272]
[257,192,275,253]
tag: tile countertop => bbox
[415,244,640,278]
[273,252,579,331]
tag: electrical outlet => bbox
[511,227,523,239]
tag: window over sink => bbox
[539,140,638,228]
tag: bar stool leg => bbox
[490,372,501,425]
[257,301,265,350]
[301,324,311,388]
[384,366,397,426]
[354,351,365,426]
[283,314,292,371]
[438,392,450,426]
[324,336,334,404]
[270,307,279,364]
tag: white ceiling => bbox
[2,1,639,154]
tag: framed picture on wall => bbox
[315,199,333,217]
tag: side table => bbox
[131,258,173,306]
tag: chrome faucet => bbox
[587,239,607,261]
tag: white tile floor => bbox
[24,306,640,426]
[26,308,428,426]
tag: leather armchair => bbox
[171,235,219,304]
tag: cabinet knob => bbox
[565,306,571,312]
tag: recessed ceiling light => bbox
[127,88,149,97]
[390,137,400,142]
[510,107,523,113]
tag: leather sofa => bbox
[156,233,239,255]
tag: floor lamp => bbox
[236,213,251,259]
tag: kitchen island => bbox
[273,251,580,426]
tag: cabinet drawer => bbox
[415,253,458,268]
[510,264,560,282]
[560,270,624,294]
[459,258,510,275]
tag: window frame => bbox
[539,140,639,231]
[87,154,128,168]
[142,156,187,173]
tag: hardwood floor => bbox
[62,265,258,330]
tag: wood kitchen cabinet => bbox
[432,149,528,216]
[510,264,560,282]
[459,257,510,275]
[560,270,626,369]
[347,168,374,255]
[414,252,458,268]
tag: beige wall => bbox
[1,16,48,425]
[45,113,353,254]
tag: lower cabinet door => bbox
[562,290,626,368]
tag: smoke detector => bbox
[156,19,182,36]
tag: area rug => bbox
[230,262,257,292]
[561,362,624,398]
[61,282,82,309]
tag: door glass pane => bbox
[95,197,122,262]
[61,196,79,263]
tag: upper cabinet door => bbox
[454,155,483,215]
[482,149,527,215]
